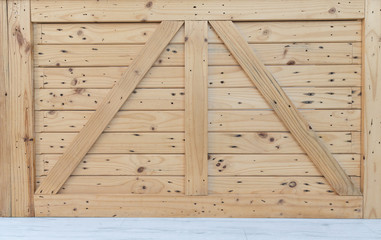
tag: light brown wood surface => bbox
[363,0,381,219]
[8,0,35,217]
[210,21,360,196]
[35,153,359,177]
[34,194,363,218]
[35,21,184,195]
[34,87,361,110]
[0,0,10,217]
[30,0,364,22]
[34,65,362,89]
[34,43,361,67]
[184,21,208,195]
[34,21,362,44]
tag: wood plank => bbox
[208,154,360,177]
[35,88,185,111]
[35,21,184,195]
[35,67,185,89]
[36,132,185,154]
[35,87,361,110]
[35,153,359,177]
[34,176,359,195]
[35,109,360,133]
[363,0,381,219]
[36,154,184,176]
[208,110,361,132]
[184,21,208,195]
[0,0,10,217]
[8,0,35,216]
[34,43,361,67]
[208,176,360,195]
[35,21,362,44]
[210,21,360,196]
[36,176,184,195]
[35,111,185,133]
[34,65,361,89]
[35,132,358,154]
[209,132,360,154]
[30,0,365,22]
[34,194,363,218]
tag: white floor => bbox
[0,218,380,240]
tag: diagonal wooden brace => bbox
[36,21,184,195]
[210,20,361,196]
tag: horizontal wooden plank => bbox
[35,175,359,195]
[35,87,361,110]
[35,21,361,44]
[36,133,185,154]
[36,154,184,176]
[35,65,361,89]
[209,110,360,132]
[35,153,359,177]
[35,111,185,132]
[36,176,184,195]
[35,109,360,133]
[35,67,185,89]
[34,43,361,67]
[209,132,360,154]
[36,132,359,154]
[208,154,360,176]
[208,176,360,195]
[34,194,363,218]
[35,88,185,111]
[31,0,365,22]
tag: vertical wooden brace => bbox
[0,0,11,217]
[210,20,361,196]
[8,0,35,216]
[184,21,208,195]
[363,0,381,218]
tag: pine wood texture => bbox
[0,0,10,217]
[35,21,184,195]
[30,0,364,22]
[8,0,35,217]
[184,21,208,195]
[34,194,363,218]
[210,21,360,196]
[34,21,362,44]
[363,0,381,219]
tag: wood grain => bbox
[35,110,359,133]
[30,0,364,22]
[363,0,381,219]
[35,21,184,195]
[35,132,358,154]
[34,194,363,218]
[34,87,360,110]
[35,65,361,89]
[0,0,10,217]
[8,0,35,216]
[35,153,359,177]
[34,21,361,44]
[210,21,360,196]
[34,43,361,67]
[184,21,208,195]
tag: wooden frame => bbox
[0,0,380,218]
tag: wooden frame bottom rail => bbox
[34,194,362,218]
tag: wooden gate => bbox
[1,0,381,218]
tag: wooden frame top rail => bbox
[31,0,365,22]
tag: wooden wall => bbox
[0,0,380,218]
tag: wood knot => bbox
[328,7,336,14]
[146,1,153,8]
[258,132,268,138]
[137,167,145,173]
[288,181,297,188]
[287,60,296,65]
